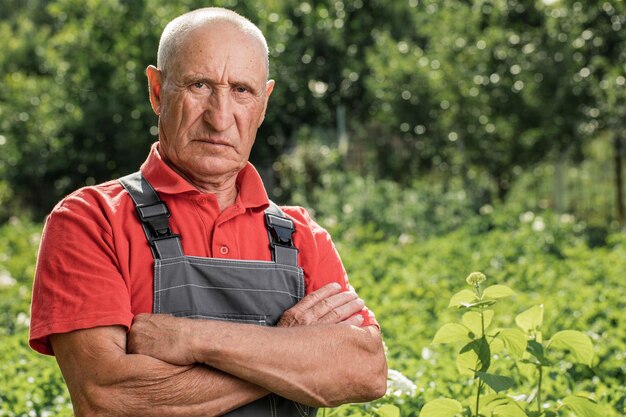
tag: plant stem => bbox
[475,379,483,417]
[537,365,543,414]
[474,309,485,417]
[480,309,485,337]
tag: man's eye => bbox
[234,86,248,93]
[193,82,205,89]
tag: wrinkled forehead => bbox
[169,22,269,83]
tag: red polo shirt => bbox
[29,144,377,355]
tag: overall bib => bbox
[120,172,318,417]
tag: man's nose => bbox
[203,91,235,132]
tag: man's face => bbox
[148,23,273,182]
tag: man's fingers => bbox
[309,292,359,320]
[342,313,365,326]
[319,297,364,324]
[292,282,343,312]
[288,291,361,325]
[277,283,366,327]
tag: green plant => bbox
[320,403,402,417]
[514,304,599,417]
[421,272,602,417]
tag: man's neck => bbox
[165,160,239,212]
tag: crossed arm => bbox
[51,284,388,417]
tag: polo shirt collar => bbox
[140,142,270,210]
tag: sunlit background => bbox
[1,1,625,416]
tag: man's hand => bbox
[127,314,195,365]
[277,283,365,327]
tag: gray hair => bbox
[157,7,269,79]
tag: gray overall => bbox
[120,172,317,417]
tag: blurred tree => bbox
[267,0,420,161]
[558,0,626,223]
[1,0,157,218]
[363,0,593,202]
[0,0,623,222]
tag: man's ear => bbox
[258,79,275,127]
[146,65,163,115]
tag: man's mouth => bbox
[194,138,233,147]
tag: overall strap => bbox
[119,172,183,259]
[264,202,299,267]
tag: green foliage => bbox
[3,202,625,416]
[334,207,624,417]
[1,0,624,223]
[273,139,477,243]
[422,271,606,417]
[418,399,463,417]
[547,331,594,367]
[559,396,604,417]
[0,218,73,416]
[423,273,520,416]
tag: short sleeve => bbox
[29,192,134,355]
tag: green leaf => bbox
[432,323,472,344]
[492,403,528,417]
[376,404,400,417]
[449,289,477,308]
[476,371,515,393]
[456,338,490,376]
[495,328,527,357]
[523,340,553,366]
[515,305,543,333]
[462,310,494,336]
[547,330,594,366]
[479,395,525,416]
[419,399,463,417]
[560,395,603,417]
[480,394,510,412]
[526,340,544,359]
[482,285,514,299]
[480,395,528,417]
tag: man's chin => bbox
[192,159,241,178]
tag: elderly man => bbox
[29,7,387,417]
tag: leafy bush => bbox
[0,218,73,416]
[333,210,625,416]
[273,140,478,242]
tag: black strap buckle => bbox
[136,201,173,238]
[265,213,294,247]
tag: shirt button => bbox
[220,246,229,255]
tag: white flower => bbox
[398,233,412,245]
[532,217,546,232]
[421,347,433,360]
[0,270,16,287]
[16,312,31,328]
[519,211,535,223]
[387,369,417,397]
